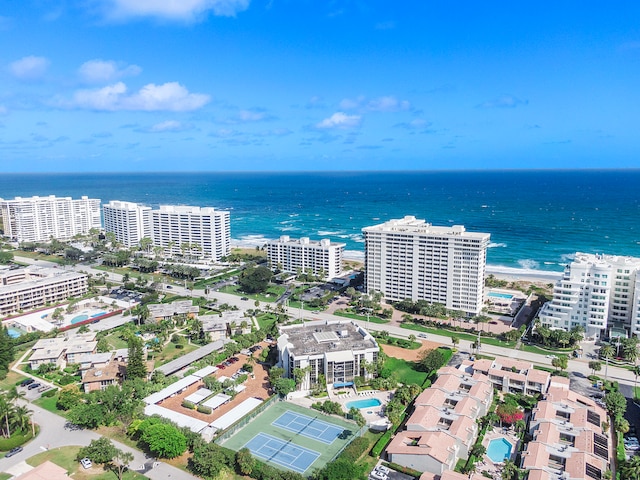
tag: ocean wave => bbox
[517,259,540,270]
[231,235,272,248]
[317,230,344,236]
[344,250,364,261]
[560,253,575,263]
[278,226,301,232]
[488,242,507,248]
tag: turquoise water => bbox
[91,312,106,318]
[1,171,639,270]
[487,438,513,463]
[488,292,514,299]
[7,328,23,338]
[71,314,89,324]
[346,398,382,409]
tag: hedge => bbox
[0,429,34,451]
[41,388,57,398]
[197,405,212,414]
[371,431,393,457]
[182,400,195,409]
[382,461,422,479]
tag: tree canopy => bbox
[238,265,273,293]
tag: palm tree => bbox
[621,455,640,480]
[600,344,615,381]
[501,459,521,480]
[634,365,640,400]
[13,405,33,436]
[451,335,460,349]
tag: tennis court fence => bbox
[328,423,368,463]
[215,394,280,443]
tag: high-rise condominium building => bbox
[538,252,640,339]
[363,216,490,315]
[103,201,152,248]
[151,205,230,261]
[266,235,345,280]
[0,195,101,243]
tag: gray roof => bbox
[279,320,378,357]
[154,339,227,376]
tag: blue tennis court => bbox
[272,410,344,444]
[244,432,320,473]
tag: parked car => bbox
[28,382,41,390]
[80,457,93,469]
[229,357,239,363]
[5,446,23,458]
[166,285,173,289]
[20,378,35,387]
[240,297,249,301]
[215,364,226,370]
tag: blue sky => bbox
[2,1,640,172]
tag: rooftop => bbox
[278,320,378,356]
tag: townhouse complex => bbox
[103,201,231,261]
[277,320,379,391]
[462,357,551,396]
[538,252,640,339]
[363,216,490,315]
[265,235,345,280]
[0,267,88,316]
[0,195,101,243]
[386,366,494,474]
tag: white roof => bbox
[144,404,209,433]
[325,350,355,362]
[144,374,200,405]
[209,397,263,431]
[202,393,232,410]
[193,365,217,378]
[185,388,213,404]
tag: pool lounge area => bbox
[475,427,520,479]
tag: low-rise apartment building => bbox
[461,357,551,396]
[386,366,493,474]
[266,235,345,280]
[521,379,611,480]
[29,332,97,370]
[0,267,88,316]
[277,320,379,391]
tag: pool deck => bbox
[476,427,520,479]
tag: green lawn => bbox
[0,473,11,480]
[27,446,149,479]
[14,250,66,264]
[101,332,130,350]
[154,341,199,368]
[218,285,286,303]
[34,393,65,416]
[256,313,277,331]
[0,370,27,391]
[400,322,516,348]
[384,357,427,386]
[519,344,574,356]
[333,310,389,324]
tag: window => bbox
[585,464,602,480]
[587,410,600,426]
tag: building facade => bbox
[538,252,640,339]
[0,267,88,316]
[363,216,490,315]
[266,235,345,280]
[277,320,379,391]
[102,200,152,248]
[0,195,101,242]
[151,205,230,261]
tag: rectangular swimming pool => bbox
[488,292,514,300]
[346,398,381,409]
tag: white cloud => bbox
[68,81,210,111]
[367,96,410,112]
[78,59,142,83]
[339,95,410,112]
[100,0,250,20]
[9,55,50,80]
[316,112,362,129]
[238,110,266,121]
[149,120,186,132]
[477,95,528,109]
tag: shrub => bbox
[41,388,57,398]
[339,436,370,463]
[197,405,212,414]
[371,431,392,457]
[182,400,196,409]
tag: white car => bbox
[80,458,92,469]
[546,355,557,359]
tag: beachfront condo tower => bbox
[151,205,230,261]
[538,252,640,339]
[103,200,152,248]
[0,195,101,243]
[363,216,490,315]
[266,235,345,281]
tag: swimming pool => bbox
[71,314,89,324]
[7,328,24,338]
[487,438,513,463]
[488,292,514,300]
[346,398,381,409]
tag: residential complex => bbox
[266,235,345,280]
[0,195,101,242]
[461,357,551,396]
[521,378,611,480]
[386,366,493,474]
[363,216,490,315]
[0,267,88,316]
[103,201,231,260]
[151,205,230,261]
[28,332,97,370]
[538,252,640,339]
[102,200,152,248]
[276,320,379,391]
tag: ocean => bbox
[1,170,639,272]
